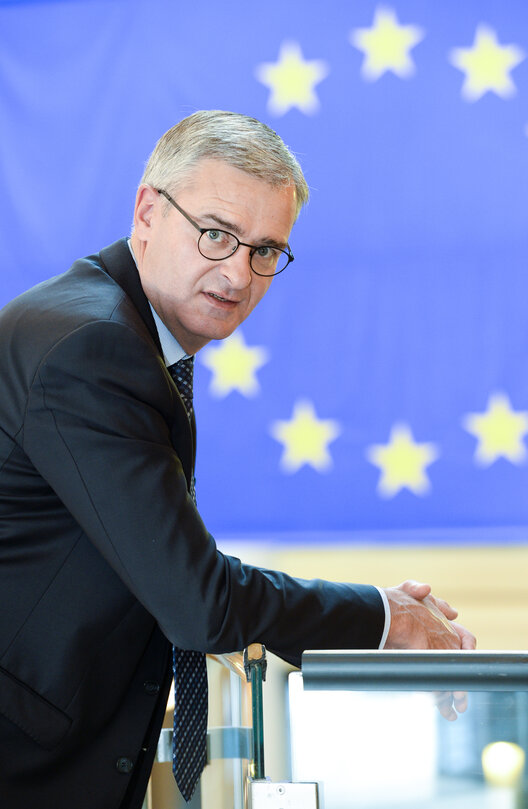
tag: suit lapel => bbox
[99,239,162,355]
[98,239,196,487]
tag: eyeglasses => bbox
[156,188,294,277]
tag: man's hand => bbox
[383,580,476,650]
[383,580,476,720]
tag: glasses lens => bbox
[198,229,238,260]
[251,247,291,277]
[198,230,292,276]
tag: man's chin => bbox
[181,322,241,353]
[206,324,239,343]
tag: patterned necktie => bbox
[168,357,208,803]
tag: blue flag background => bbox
[2,0,528,545]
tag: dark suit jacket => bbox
[0,239,384,809]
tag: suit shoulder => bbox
[0,248,161,420]
[0,250,153,354]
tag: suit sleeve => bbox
[23,318,385,667]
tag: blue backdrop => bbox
[2,0,528,544]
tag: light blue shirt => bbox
[148,303,188,367]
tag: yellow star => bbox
[449,25,525,102]
[349,6,425,81]
[462,392,528,466]
[270,400,341,473]
[366,423,439,498]
[200,332,268,397]
[255,41,329,115]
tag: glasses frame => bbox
[156,188,294,277]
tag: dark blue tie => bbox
[168,357,208,802]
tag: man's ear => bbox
[133,184,159,239]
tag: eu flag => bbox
[1,0,528,546]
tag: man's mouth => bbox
[207,292,235,304]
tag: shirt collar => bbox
[127,238,190,366]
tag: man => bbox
[0,110,474,809]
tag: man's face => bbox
[133,159,298,355]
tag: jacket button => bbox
[116,757,134,774]
[143,680,160,695]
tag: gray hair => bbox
[139,110,309,218]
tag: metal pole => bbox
[244,644,267,781]
[250,663,265,779]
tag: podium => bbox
[148,650,528,808]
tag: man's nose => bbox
[220,246,253,288]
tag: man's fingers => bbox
[452,621,477,650]
[421,595,461,640]
[430,596,458,621]
[453,691,468,714]
[396,582,458,621]
[434,691,458,721]
[434,690,469,721]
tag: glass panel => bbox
[289,653,528,809]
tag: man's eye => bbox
[206,230,222,242]
[256,246,272,258]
